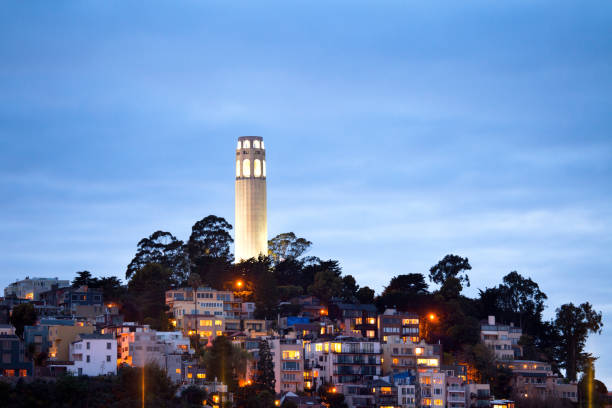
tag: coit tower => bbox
[235,136,267,262]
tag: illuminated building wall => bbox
[235,136,267,262]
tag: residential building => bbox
[329,302,378,339]
[68,333,117,376]
[0,334,33,377]
[466,383,491,407]
[371,378,399,408]
[419,369,445,408]
[48,321,95,361]
[24,324,49,354]
[391,371,418,408]
[166,287,236,326]
[305,337,382,403]
[269,337,304,393]
[4,277,70,300]
[378,309,420,343]
[40,285,104,314]
[502,360,578,403]
[446,376,466,408]
[155,331,192,355]
[382,336,439,375]
[0,324,15,335]
[480,316,522,361]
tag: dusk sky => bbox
[1,1,611,383]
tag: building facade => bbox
[68,333,117,376]
[4,277,70,300]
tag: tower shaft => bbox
[234,136,267,262]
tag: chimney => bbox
[488,316,495,325]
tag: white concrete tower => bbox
[235,136,267,262]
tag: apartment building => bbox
[329,302,378,339]
[48,321,95,361]
[419,369,445,408]
[466,384,491,408]
[40,285,104,314]
[480,316,522,361]
[305,336,382,395]
[155,331,192,355]
[391,371,418,408]
[68,333,117,376]
[378,309,420,343]
[501,360,578,403]
[381,336,439,375]
[4,277,70,300]
[0,334,33,377]
[446,376,467,408]
[269,337,304,393]
[371,378,400,408]
[166,287,235,324]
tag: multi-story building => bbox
[466,384,491,407]
[269,337,304,393]
[0,324,15,335]
[419,369,445,408]
[155,331,192,355]
[381,336,439,375]
[329,303,378,339]
[305,337,382,404]
[4,277,70,300]
[480,316,522,361]
[446,376,467,408]
[0,334,33,377]
[391,371,418,408]
[40,285,104,314]
[378,309,420,343]
[501,360,578,403]
[166,287,235,323]
[48,321,95,361]
[68,333,117,376]
[371,378,399,408]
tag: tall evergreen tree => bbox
[255,340,275,393]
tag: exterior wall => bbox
[155,331,192,355]
[235,136,267,262]
[502,360,577,404]
[480,316,522,361]
[4,277,70,300]
[0,335,33,377]
[382,337,439,375]
[166,287,235,328]
[446,376,466,408]
[466,383,491,407]
[68,335,117,376]
[48,323,95,361]
[419,370,445,408]
[117,330,164,367]
[378,309,420,343]
[270,338,304,394]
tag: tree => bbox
[382,274,429,296]
[355,286,375,304]
[126,230,187,283]
[254,269,279,320]
[340,275,359,303]
[308,269,343,305]
[555,302,603,381]
[72,270,98,287]
[127,263,174,326]
[268,232,312,264]
[187,216,234,288]
[255,340,276,393]
[429,254,471,289]
[180,385,208,407]
[10,303,37,338]
[95,276,126,304]
[203,336,244,392]
[497,271,547,330]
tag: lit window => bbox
[187,373,192,378]
[367,317,376,325]
[261,141,265,149]
[434,399,443,406]
[355,318,362,325]
[417,358,439,367]
[243,140,250,149]
[200,320,213,327]
[175,368,181,374]
[253,140,260,149]
[282,350,300,360]
[237,141,241,149]
[243,159,250,177]
[331,343,342,353]
[415,347,424,355]
[315,344,323,352]
[254,159,261,177]
[392,358,399,365]
[324,343,329,352]
[236,160,240,177]
[366,330,376,338]
[263,160,266,177]
[216,331,222,336]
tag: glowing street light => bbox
[428,313,436,322]
[236,280,244,288]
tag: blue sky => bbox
[1,0,611,384]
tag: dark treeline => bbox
[43,214,603,401]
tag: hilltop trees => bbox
[429,254,472,295]
[268,232,312,264]
[555,302,603,382]
[126,230,187,284]
[10,303,37,338]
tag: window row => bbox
[236,159,266,178]
[237,140,264,150]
